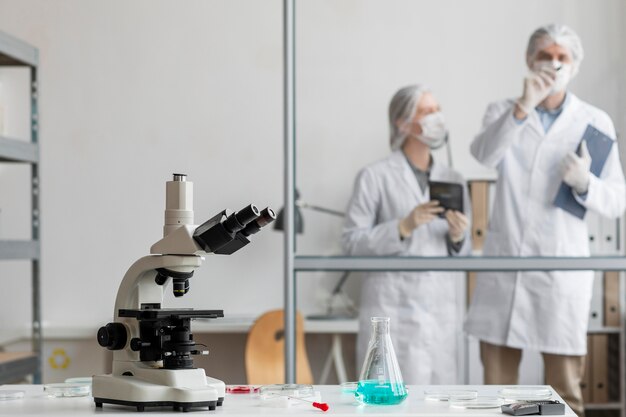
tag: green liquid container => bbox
[355,317,407,405]
[355,380,407,405]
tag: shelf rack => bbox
[0,30,41,383]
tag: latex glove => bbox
[515,68,555,115]
[445,210,469,243]
[562,141,592,194]
[399,200,443,239]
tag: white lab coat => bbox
[465,94,626,355]
[342,150,471,384]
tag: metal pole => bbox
[31,65,42,384]
[283,0,296,383]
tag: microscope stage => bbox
[118,309,224,320]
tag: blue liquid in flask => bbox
[355,380,407,405]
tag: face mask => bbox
[414,111,448,149]
[533,60,572,94]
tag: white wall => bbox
[0,0,624,344]
[0,0,285,331]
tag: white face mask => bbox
[414,111,448,149]
[533,60,573,94]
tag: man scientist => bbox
[465,24,626,416]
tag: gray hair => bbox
[388,85,429,150]
[526,24,584,76]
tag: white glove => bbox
[516,68,555,114]
[445,210,469,243]
[399,200,443,238]
[562,141,591,194]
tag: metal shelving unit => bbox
[0,30,41,384]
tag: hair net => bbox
[526,24,584,76]
[388,85,430,150]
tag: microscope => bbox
[92,174,275,412]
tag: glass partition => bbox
[283,2,626,407]
[293,1,626,260]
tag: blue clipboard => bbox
[553,124,614,219]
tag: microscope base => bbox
[94,397,219,412]
[93,370,225,412]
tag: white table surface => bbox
[0,385,574,416]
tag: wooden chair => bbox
[245,309,313,384]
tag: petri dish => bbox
[226,385,259,394]
[498,386,552,401]
[0,390,25,400]
[64,377,92,385]
[64,377,92,394]
[340,382,358,393]
[258,384,314,400]
[424,389,477,401]
[449,396,503,409]
[44,383,91,398]
[448,390,479,401]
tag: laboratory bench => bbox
[0,384,575,416]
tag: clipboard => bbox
[553,124,614,219]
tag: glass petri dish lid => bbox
[64,377,92,385]
[449,390,479,401]
[450,396,503,409]
[498,386,552,401]
[340,382,358,393]
[425,389,478,401]
[258,384,314,400]
[0,390,25,400]
[44,383,91,398]
[64,377,92,394]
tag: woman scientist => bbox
[342,85,471,384]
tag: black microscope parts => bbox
[118,308,223,370]
[208,207,276,255]
[502,400,565,416]
[193,204,276,255]
[92,174,275,412]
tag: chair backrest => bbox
[245,309,313,384]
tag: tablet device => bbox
[428,181,463,215]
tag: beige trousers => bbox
[480,341,586,417]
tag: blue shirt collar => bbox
[536,93,570,115]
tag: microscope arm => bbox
[107,254,203,364]
[114,254,203,317]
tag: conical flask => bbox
[355,317,407,405]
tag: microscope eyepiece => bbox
[241,207,277,236]
[222,204,260,234]
[194,204,271,254]
[235,204,260,225]
[256,207,276,227]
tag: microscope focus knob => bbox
[97,323,127,350]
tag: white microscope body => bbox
[92,174,275,412]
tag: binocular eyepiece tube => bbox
[241,207,276,236]
[222,204,260,234]
[193,204,275,254]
